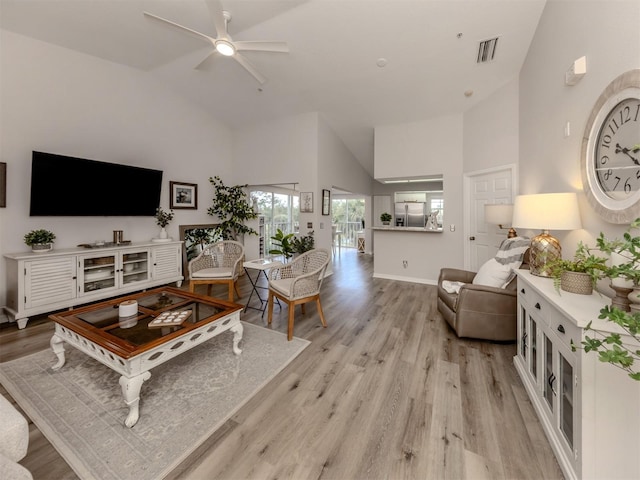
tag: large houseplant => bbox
[269,229,295,260]
[208,176,258,241]
[292,230,315,255]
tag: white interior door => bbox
[464,165,517,271]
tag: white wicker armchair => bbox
[188,240,244,302]
[267,248,330,340]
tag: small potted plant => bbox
[154,207,174,240]
[292,231,315,255]
[546,241,608,295]
[380,212,392,225]
[24,229,56,253]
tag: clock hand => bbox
[615,143,640,165]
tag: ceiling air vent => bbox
[477,37,499,63]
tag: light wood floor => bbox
[0,249,564,480]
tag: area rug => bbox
[0,322,309,480]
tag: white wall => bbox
[0,30,233,306]
[519,0,640,259]
[233,112,374,258]
[464,78,519,173]
[373,114,464,282]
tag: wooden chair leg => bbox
[267,291,274,325]
[316,296,327,328]
[207,284,212,296]
[234,280,241,300]
[287,300,295,341]
[228,281,234,302]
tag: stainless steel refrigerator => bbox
[394,202,426,228]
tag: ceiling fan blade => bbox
[234,41,289,53]
[233,53,267,85]
[144,11,215,45]
[194,50,219,70]
[205,0,228,39]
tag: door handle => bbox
[469,236,476,241]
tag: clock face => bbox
[594,97,640,200]
[581,69,640,224]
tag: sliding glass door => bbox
[250,189,299,253]
[331,197,365,248]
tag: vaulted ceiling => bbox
[0,0,547,177]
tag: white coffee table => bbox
[48,287,243,428]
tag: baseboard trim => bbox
[372,273,437,285]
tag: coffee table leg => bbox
[119,371,152,428]
[231,322,243,355]
[50,334,66,370]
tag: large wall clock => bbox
[581,69,640,224]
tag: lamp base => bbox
[529,230,561,277]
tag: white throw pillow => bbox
[472,258,512,288]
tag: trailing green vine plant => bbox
[571,217,640,381]
[207,176,258,241]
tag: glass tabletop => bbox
[55,288,240,352]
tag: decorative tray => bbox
[148,310,191,328]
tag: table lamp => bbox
[512,193,582,277]
[485,204,517,238]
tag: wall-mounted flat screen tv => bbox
[30,151,163,216]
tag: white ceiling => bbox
[0,0,547,177]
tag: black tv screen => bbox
[30,151,163,216]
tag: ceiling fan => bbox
[143,0,289,85]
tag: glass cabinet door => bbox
[559,351,574,449]
[519,304,528,360]
[544,334,555,413]
[529,316,538,381]
[121,250,150,286]
[80,254,116,295]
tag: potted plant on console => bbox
[546,241,608,295]
[153,207,174,242]
[24,229,56,253]
[380,212,392,225]
[596,217,640,311]
[570,218,640,381]
[269,229,295,261]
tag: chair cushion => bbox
[191,267,233,279]
[473,236,530,288]
[270,278,294,297]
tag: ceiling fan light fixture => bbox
[215,39,236,56]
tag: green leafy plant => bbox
[269,229,295,259]
[23,229,56,246]
[576,306,640,381]
[380,212,392,223]
[292,230,315,254]
[571,217,640,381]
[545,241,608,291]
[208,176,258,240]
[155,207,174,228]
[596,217,640,285]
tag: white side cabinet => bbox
[5,241,183,329]
[515,270,640,480]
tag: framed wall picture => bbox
[170,181,197,209]
[322,189,331,216]
[300,192,313,213]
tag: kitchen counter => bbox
[373,226,443,233]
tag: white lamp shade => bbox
[512,193,582,231]
[484,204,514,225]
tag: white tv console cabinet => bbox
[4,240,183,329]
[515,270,640,480]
